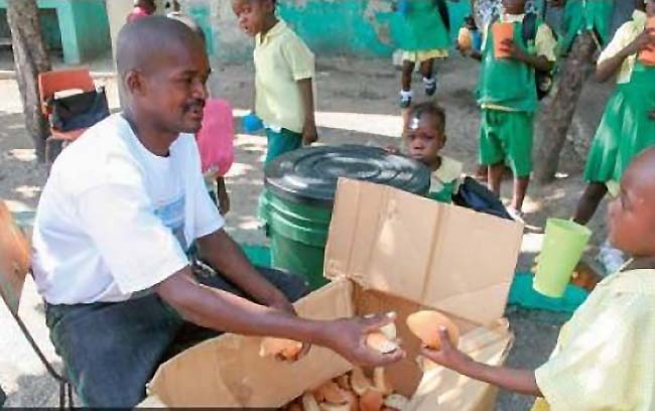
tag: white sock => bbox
[423,77,436,86]
[400,90,413,99]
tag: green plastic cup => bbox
[534,219,592,298]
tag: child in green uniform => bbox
[421,147,655,411]
[573,0,655,225]
[232,0,318,164]
[558,0,615,56]
[396,0,452,108]
[469,0,556,217]
[405,101,464,203]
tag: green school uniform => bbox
[265,128,303,164]
[612,62,655,181]
[428,156,463,203]
[396,0,451,52]
[477,16,540,177]
[559,0,614,55]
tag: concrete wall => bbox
[0,0,111,64]
[203,0,471,62]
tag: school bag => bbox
[452,177,514,221]
[48,87,110,132]
[522,12,557,101]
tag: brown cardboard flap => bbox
[147,280,355,407]
[325,179,523,325]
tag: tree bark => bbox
[535,31,597,184]
[6,0,52,163]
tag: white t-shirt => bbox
[31,114,224,304]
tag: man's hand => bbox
[323,313,405,367]
[302,119,319,146]
[419,328,472,373]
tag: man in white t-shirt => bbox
[31,17,403,407]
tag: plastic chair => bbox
[0,201,73,409]
[38,68,95,144]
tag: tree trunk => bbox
[6,0,52,163]
[535,31,597,184]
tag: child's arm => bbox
[298,78,318,146]
[502,39,554,72]
[216,176,230,215]
[596,29,655,83]
[421,328,542,397]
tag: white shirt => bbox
[31,114,224,304]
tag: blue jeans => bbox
[45,266,309,408]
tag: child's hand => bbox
[302,120,319,146]
[502,39,527,61]
[419,328,472,373]
[218,189,230,215]
[625,29,655,56]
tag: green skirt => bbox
[394,0,451,52]
[583,89,625,183]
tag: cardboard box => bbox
[144,179,524,409]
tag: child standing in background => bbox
[465,0,556,218]
[574,0,655,226]
[422,148,655,411]
[232,0,318,164]
[404,101,464,203]
[396,0,452,108]
[196,99,234,215]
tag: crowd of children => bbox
[119,0,655,408]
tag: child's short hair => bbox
[409,101,446,134]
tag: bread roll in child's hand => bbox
[406,311,459,350]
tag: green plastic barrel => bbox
[260,145,431,289]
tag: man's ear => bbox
[125,70,146,97]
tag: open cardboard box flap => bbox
[144,178,523,408]
[325,178,524,325]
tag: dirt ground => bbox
[0,51,613,409]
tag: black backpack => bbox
[452,177,514,221]
[522,13,556,100]
[48,87,110,132]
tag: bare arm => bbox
[504,39,554,72]
[155,264,405,367]
[196,228,287,308]
[157,268,320,340]
[421,328,542,397]
[596,30,655,83]
[298,78,318,145]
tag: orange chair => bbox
[0,201,74,408]
[38,68,95,143]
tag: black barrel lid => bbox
[264,145,431,208]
